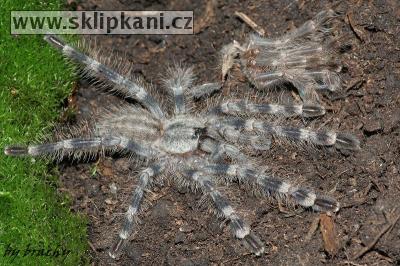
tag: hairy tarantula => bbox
[5,10,359,260]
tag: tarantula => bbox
[5,10,359,260]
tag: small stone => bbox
[181,259,194,266]
[363,118,382,135]
[208,219,223,235]
[383,110,400,134]
[105,198,117,205]
[151,200,170,228]
[174,231,186,244]
[109,182,118,195]
[114,158,130,172]
[194,231,209,242]
[349,178,357,187]
[346,103,359,116]
[191,257,210,266]
[179,224,194,233]
[126,244,142,264]
[87,181,100,197]
[101,166,113,177]
[363,95,374,104]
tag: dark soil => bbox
[57,0,400,265]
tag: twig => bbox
[351,211,400,260]
[339,260,366,266]
[234,11,265,36]
[194,0,216,34]
[222,252,252,264]
[88,241,97,252]
[305,216,320,242]
[346,12,366,42]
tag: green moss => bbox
[0,0,89,265]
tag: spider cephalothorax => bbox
[5,10,359,260]
[158,116,206,154]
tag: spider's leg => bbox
[186,171,265,255]
[162,66,194,114]
[216,100,325,118]
[290,75,321,103]
[252,71,321,102]
[199,138,247,161]
[188,82,222,100]
[209,125,271,151]
[303,70,341,91]
[109,162,165,259]
[243,69,286,92]
[250,59,330,102]
[285,45,324,57]
[220,40,246,82]
[250,9,336,48]
[118,137,157,157]
[252,71,284,82]
[285,20,316,41]
[201,164,340,213]
[251,47,323,68]
[4,136,155,159]
[217,118,360,150]
[4,137,119,159]
[44,35,164,119]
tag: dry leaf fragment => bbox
[320,213,339,256]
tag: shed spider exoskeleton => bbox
[221,9,343,107]
[5,10,359,260]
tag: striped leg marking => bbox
[304,71,341,91]
[109,162,165,259]
[189,82,222,99]
[5,136,156,159]
[44,35,164,119]
[199,138,246,161]
[119,137,156,158]
[162,67,194,114]
[216,126,271,151]
[201,164,340,212]
[188,171,265,255]
[217,101,325,118]
[250,9,336,47]
[4,137,121,158]
[217,118,360,150]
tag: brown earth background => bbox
[56,0,399,265]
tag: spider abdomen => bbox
[95,107,161,142]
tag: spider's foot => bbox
[4,146,28,156]
[108,238,127,260]
[336,133,360,151]
[242,232,265,256]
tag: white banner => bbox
[11,11,194,34]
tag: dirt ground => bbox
[56,0,400,265]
